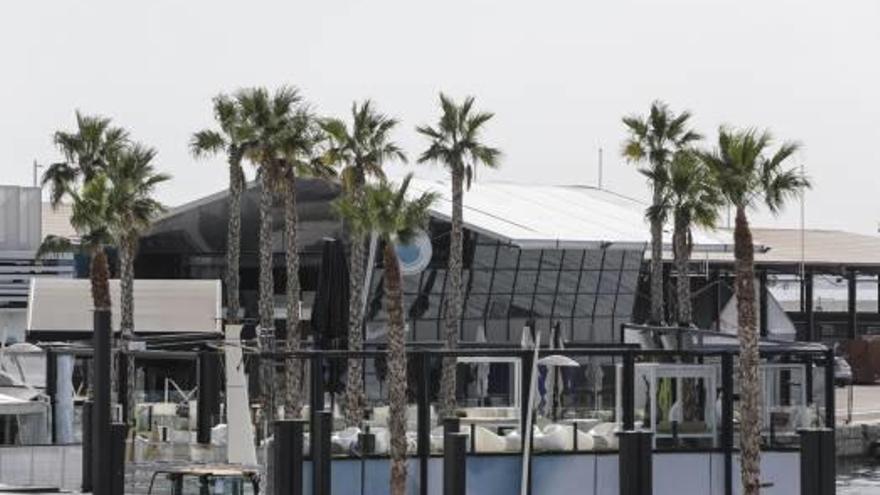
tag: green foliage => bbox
[417,93,500,187]
[321,100,406,193]
[235,86,335,185]
[621,100,703,223]
[696,127,810,212]
[334,174,437,243]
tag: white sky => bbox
[1,0,878,233]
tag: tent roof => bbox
[403,177,733,251]
[27,279,221,334]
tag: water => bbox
[838,457,880,494]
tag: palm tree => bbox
[277,109,333,419]
[42,112,129,398]
[335,174,437,495]
[417,94,500,418]
[321,100,407,427]
[106,144,170,425]
[236,85,298,422]
[621,101,702,325]
[190,95,254,324]
[697,128,809,495]
[660,151,722,325]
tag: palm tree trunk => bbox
[344,228,367,427]
[226,155,244,323]
[119,234,137,426]
[439,167,464,419]
[734,206,761,495]
[672,216,692,325]
[258,170,276,421]
[283,174,303,418]
[650,185,665,324]
[383,242,408,495]
[90,247,112,401]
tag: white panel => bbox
[595,454,619,494]
[28,278,221,333]
[654,453,713,494]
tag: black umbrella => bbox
[310,238,350,393]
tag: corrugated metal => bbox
[692,228,880,267]
[27,278,221,334]
[403,177,732,251]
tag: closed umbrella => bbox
[474,325,490,406]
[311,238,350,395]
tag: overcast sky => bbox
[1,0,878,234]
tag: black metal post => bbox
[197,350,219,444]
[81,400,93,493]
[848,269,858,340]
[622,352,635,430]
[310,354,324,426]
[417,352,430,495]
[824,349,835,428]
[117,351,129,425]
[721,353,734,495]
[805,271,815,341]
[443,432,467,495]
[520,349,532,438]
[274,419,306,495]
[93,309,112,495]
[713,270,722,331]
[799,428,835,495]
[759,270,769,338]
[110,422,127,495]
[312,410,331,495]
[45,350,57,444]
[618,430,652,495]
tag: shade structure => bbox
[310,238,350,393]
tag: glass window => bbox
[623,250,645,270]
[518,250,541,269]
[557,270,580,294]
[469,270,493,294]
[618,270,640,293]
[541,250,564,271]
[598,270,622,294]
[515,270,538,294]
[495,245,519,269]
[402,272,422,294]
[536,270,560,294]
[574,294,596,317]
[486,295,510,318]
[533,294,555,317]
[471,242,498,269]
[594,294,616,316]
[553,294,576,318]
[562,250,584,270]
[602,250,624,271]
[615,293,636,316]
[583,250,604,270]
[578,271,600,293]
[509,294,534,317]
[465,294,488,318]
[492,270,515,293]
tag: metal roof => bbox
[403,177,733,251]
[689,228,880,268]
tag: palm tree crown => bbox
[335,174,437,244]
[696,128,809,211]
[417,94,501,184]
[322,100,407,192]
